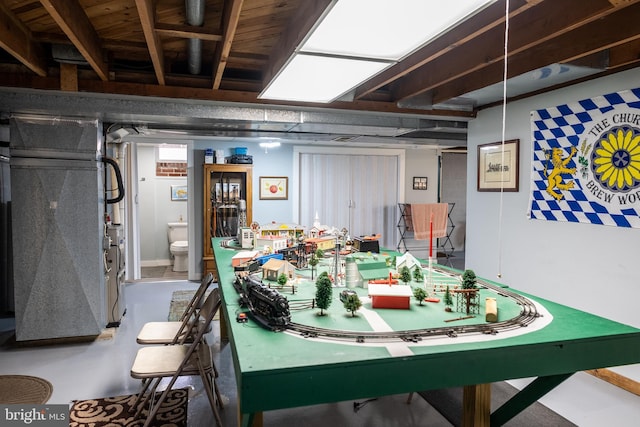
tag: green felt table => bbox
[212,239,640,426]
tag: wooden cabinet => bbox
[203,164,253,278]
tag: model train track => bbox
[285,268,541,343]
[234,261,541,343]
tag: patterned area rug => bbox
[168,290,216,321]
[0,375,52,404]
[69,388,188,427]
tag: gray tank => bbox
[344,255,361,289]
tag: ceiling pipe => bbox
[186,0,205,75]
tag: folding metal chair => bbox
[136,272,214,345]
[130,287,223,427]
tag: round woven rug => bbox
[0,375,53,404]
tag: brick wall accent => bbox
[156,162,187,177]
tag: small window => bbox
[157,144,187,162]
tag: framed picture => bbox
[170,185,188,201]
[413,176,428,190]
[259,176,288,200]
[477,139,519,192]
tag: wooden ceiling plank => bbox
[431,2,640,105]
[155,23,223,41]
[260,0,332,92]
[39,0,109,81]
[102,39,151,54]
[393,0,615,102]
[609,39,640,68]
[134,0,166,85]
[506,6,640,73]
[355,0,534,100]
[0,2,47,76]
[34,32,150,55]
[212,0,245,89]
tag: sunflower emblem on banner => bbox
[590,127,640,192]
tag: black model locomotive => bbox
[234,273,291,331]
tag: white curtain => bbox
[297,152,399,249]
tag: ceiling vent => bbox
[51,44,88,65]
[332,136,358,142]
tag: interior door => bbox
[298,151,399,249]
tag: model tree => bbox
[413,287,427,305]
[413,266,424,283]
[460,269,478,315]
[277,273,288,287]
[315,248,325,259]
[461,269,478,289]
[400,265,412,285]
[315,271,333,316]
[443,285,453,312]
[308,252,319,280]
[343,293,362,317]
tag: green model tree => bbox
[343,293,362,317]
[413,287,427,305]
[443,285,453,312]
[413,266,424,283]
[308,252,319,280]
[461,269,478,289]
[277,273,288,287]
[315,248,325,259]
[400,265,412,285]
[315,271,333,316]
[460,269,478,315]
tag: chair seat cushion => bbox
[136,322,185,344]
[136,320,211,345]
[131,344,212,379]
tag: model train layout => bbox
[232,265,543,343]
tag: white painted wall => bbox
[400,147,441,259]
[404,147,440,204]
[466,68,640,426]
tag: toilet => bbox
[168,222,189,272]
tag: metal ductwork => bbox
[186,0,205,75]
[51,44,89,66]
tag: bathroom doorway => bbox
[135,143,189,281]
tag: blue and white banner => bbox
[529,88,640,228]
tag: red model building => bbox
[368,284,413,309]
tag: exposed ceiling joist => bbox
[39,0,109,81]
[261,0,333,91]
[0,2,47,76]
[154,23,223,41]
[393,0,618,103]
[212,0,244,89]
[135,0,166,85]
[354,0,536,100]
[431,0,640,105]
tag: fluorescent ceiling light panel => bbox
[260,0,496,103]
[260,54,388,103]
[303,0,496,60]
